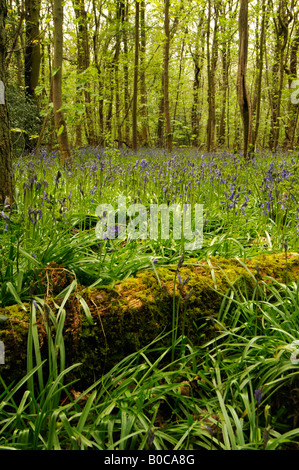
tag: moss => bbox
[0,252,298,388]
[0,303,30,385]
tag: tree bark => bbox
[52,0,72,163]
[121,0,130,147]
[251,0,267,149]
[206,0,218,152]
[0,0,13,207]
[132,0,139,151]
[140,0,149,146]
[24,0,41,151]
[24,0,41,98]
[164,0,172,152]
[284,10,299,149]
[73,0,96,147]
[191,12,205,148]
[237,0,252,160]
[269,1,291,151]
[92,0,105,146]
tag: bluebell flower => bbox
[254,387,263,405]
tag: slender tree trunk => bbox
[157,73,165,147]
[73,0,95,146]
[164,0,172,152]
[92,0,104,146]
[173,36,185,126]
[24,0,41,98]
[140,0,149,146]
[0,0,13,206]
[24,0,41,151]
[218,41,229,147]
[121,0,130,147]
[114,2,122,147]
[206,0,218,152]
[237,0,252,160]
[6,0,24,71]
[218,2,234,148]
[284,10,299,149]
[52,0,71,163]
[132,0,139,151]
[191,13,205,148]
[252,0,266,149]
[269,1,291,150]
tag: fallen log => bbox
[0,252,298,388]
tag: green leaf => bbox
[57,124,64,136]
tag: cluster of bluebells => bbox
[0,197,13,231]
[6,147,299,245]
[259,160,297,216]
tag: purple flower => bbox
[254,387,263,405]
[55,170,62,188]
[28,207,43,225]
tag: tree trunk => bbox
[269,1,291,151]
[206,0,218,152]
[121,1,130,147]
[73,0,95,147]
[52,0,72,163]
[218,41,229,147]
[251,0,267,149]
[92,0,104,146]
[284,10,299,149]
[157,73,165,147]
[24,0,41,151]
[114,1,122,147]
[191,13,205,148]
[237,0,252,160]
[164,0,172,152]
[140,0,149,146]
[24,0,41,98]
[218,1,235,148]
[132,0,139,151]
[0,0,13,207]
[173,36,185,128]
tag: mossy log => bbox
[0,252,298,388]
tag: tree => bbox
[284,8,299,149]
[206,0,218,152]
[164,0,172,152]
[140,0,149,146]
[237,0,252,160]
[251,0,267,148]
[0,0,13,206]
[190,7,205,148]
[24,0,41,99]
[5,0,299,153]
[24,0,41,151]
[52,0,72,163]
[132,0,139,151]
[268,0,292,151]
[73,0,95,146]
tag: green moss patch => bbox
[0,252,298,387]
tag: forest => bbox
[0,0,299,453]
[1,0,299,157]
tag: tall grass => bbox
[1,274,299,450]
[1,148,299,450]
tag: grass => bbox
[0,146,299,450]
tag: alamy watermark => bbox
[290,340,299,365]
[95,197,203,251]
[0,341,4,365]
[0,81,5,104]
[291,80,299,104]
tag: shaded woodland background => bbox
[4,0,299,155]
